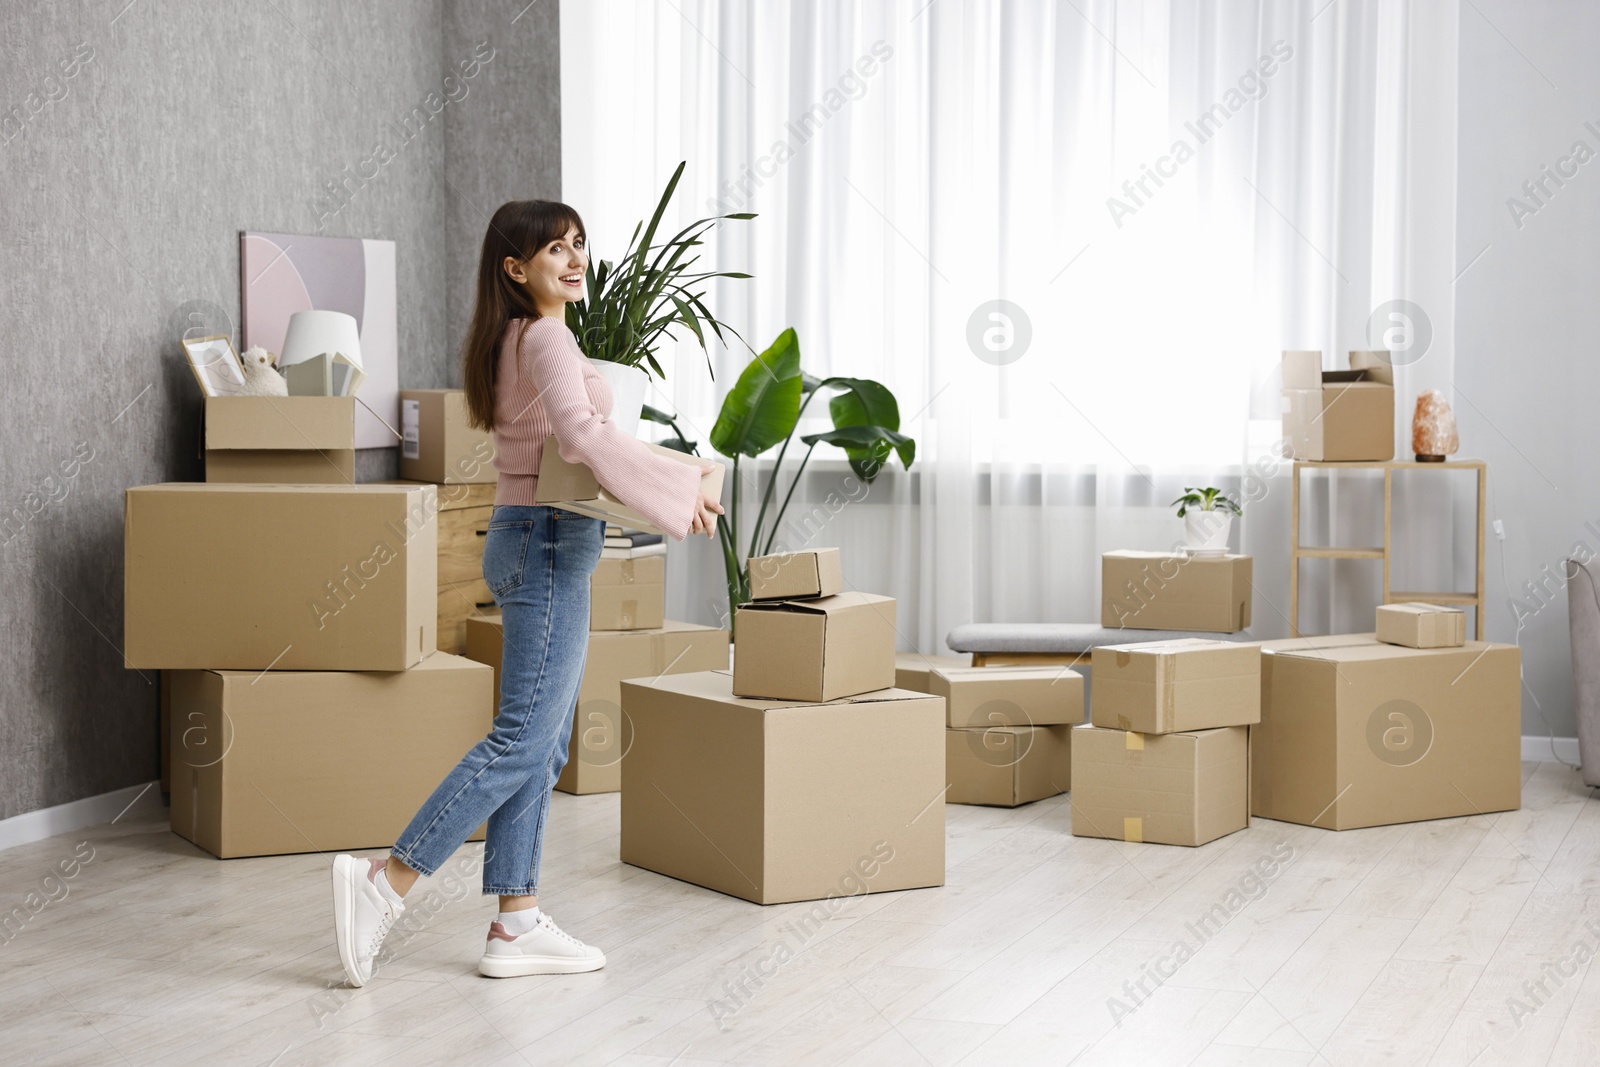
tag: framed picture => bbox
[181,334,247,397]
[241,232,398,447]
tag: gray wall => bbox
[1456,1,1600,739]
[0,0,560,821]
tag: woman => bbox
[329,200,723,986]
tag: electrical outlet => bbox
[1493,519,1506,541]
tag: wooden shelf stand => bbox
[1289,459,1487,638]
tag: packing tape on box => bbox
[621,599,637,627]
[1123,817,1143,843]
[1125,731,1144,751]
[620,561,638,583]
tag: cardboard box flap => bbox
[205,396,356,450]
[535,434,725,536]
[1281,350,1325,390]
[1348,350,1395,385]
[739,591,887,616]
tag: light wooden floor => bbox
[2,760,1597,1066]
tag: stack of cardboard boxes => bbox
[1253,603,1520,830]
[894,655,1083,808]
[133,396,495,859]
[1071,640,1259,846]
[461,590,728,797]
[618,547,947,904]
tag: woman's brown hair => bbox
[461,199,587,431]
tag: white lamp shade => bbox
[279,310,363,369]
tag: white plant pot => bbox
[587,358,649,438]
[1184,510,1234,553]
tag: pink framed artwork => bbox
[240,232,399,450]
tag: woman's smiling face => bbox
[504,225,587,314]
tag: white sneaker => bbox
[478,912,606,978]
[331,855,404,987]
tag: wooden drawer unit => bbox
[439,504,494,584]
[435,482,498,653]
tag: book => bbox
[600,542,666,560]
[605,531,664,549]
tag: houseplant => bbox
[1171,487,1241,554]
[566,161,754,433]
[642,328,914,628]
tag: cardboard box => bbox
[1091,639,1261,734]
[1253,634,1520,829]
[733,592,896,701]
[464,615,728,795]
[1071,724,1250,847]
[167,653,494,858]
[1376,602,1466,649]
[125,483,437,671]
[590,555,666,631]
[894,652,970,692]
[204,396,356,483]
[946,724,1072,807]
[748,547,844,601]
[620,670,945,904]
[398,389,497,485]
[1281,349,1395,461]
[925,666,1084,728]
[535,435,725,536]
[1101,551,1252,632]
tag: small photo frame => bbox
[181,335,247,397]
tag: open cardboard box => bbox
[535,435,724,536]
[204,395,355,483]
[1281,349,1395,461]
[733,592,896,702]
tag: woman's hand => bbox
[688,464,725,537]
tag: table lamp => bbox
[280,310,366,396]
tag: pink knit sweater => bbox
[491,317,702,539]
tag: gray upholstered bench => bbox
[946,623,1254,667]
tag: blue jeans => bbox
[391,505,603,895]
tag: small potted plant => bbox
[1171,487,1241,555]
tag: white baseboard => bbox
[1522,735,1582,765]
[0,780,165,854]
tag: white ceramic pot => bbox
[587,358,650,437]
[1184,510,1234,553]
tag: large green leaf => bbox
[823,377,899,431]
[801,424,915,481]
[813,377,907,480]
[709,329,803,458]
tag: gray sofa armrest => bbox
[1570,558,1600,786]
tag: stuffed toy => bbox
[239,346,289,397]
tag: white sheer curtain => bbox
[562,0,1460,649]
